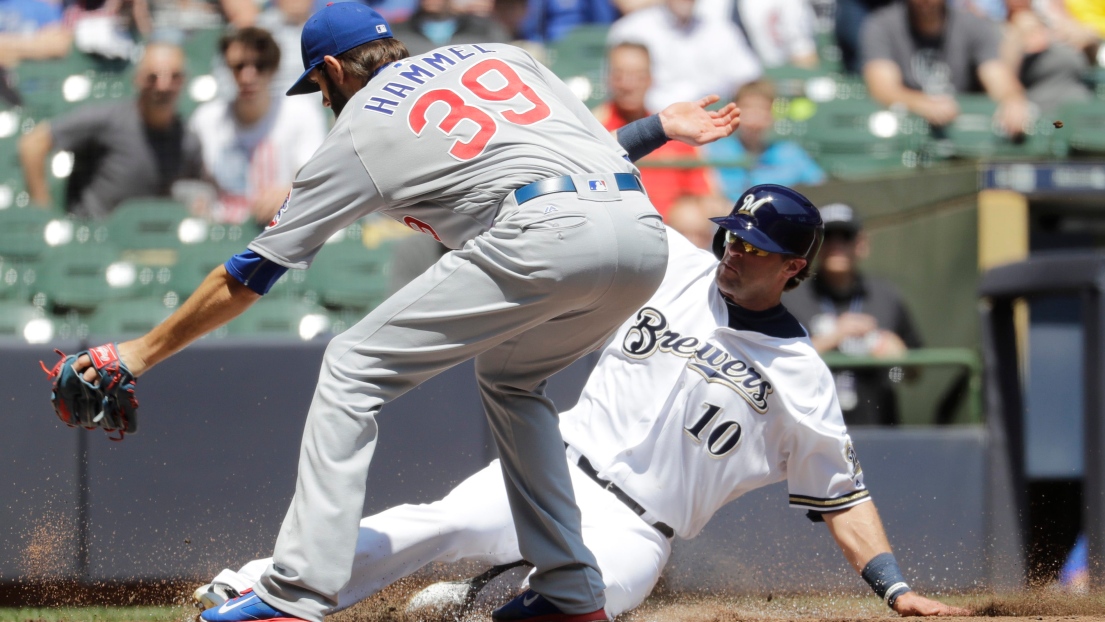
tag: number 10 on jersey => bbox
[408,59,552,161]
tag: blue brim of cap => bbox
[709,214,790,254]
[287,64,322,96]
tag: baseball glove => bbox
[41,343,138,441]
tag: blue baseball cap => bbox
[286,2,394,96]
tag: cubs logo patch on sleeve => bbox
[267,193,291,230]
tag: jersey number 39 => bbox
[408,59,551,161]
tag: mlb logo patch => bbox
[588,180,608,192]
[376,24,387,33]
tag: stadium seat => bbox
[106,199,191,250]
[799,99,916,159]
[305,239,392,311]
[169,240,243,297]
[1057,99,1105,156]
[547,25,609,109]
[15,51,131,122]
[0,300,46,339]
[930,95,1054,159]
[0,206,55,260]
[225,298,331,338]
[87,298,173,339]
[33,243,131,311]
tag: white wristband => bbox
[884,582,911,607]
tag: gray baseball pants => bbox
[254,182,668,622]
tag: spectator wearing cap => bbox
[189,27,327,225]
[705,79,823,202]
[18,42,204,217]
[862,0,1031,137]
[783,203,923,426]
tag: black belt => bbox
[513,173,644,205]
[575,454,674,539]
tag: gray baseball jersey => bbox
[250,43,638,263]
[245,42,670,622]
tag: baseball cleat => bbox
[491,590,608,622]
[200,590,306,622]
[193,582,241,611]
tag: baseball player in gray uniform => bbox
[193,187,969,619]
[63,4,742,622]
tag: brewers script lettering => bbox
[622,307,774,413]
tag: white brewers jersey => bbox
[249,43,637,267]
[559,230,869,539]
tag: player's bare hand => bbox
[835,312,878,339]
[659,95,741,146]
[891,591,971,617]
[914,95,959,127]
[870,330,907,359]
[995,97,1029,138]
[73,340,149,383]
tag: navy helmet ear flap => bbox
[711,226,727,260]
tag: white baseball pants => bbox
[254,186,668,621]
[214,457,672,619]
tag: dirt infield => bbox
[3,573,1104,622]
[326,568,1105,622]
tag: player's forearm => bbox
[863,62,930,113]
[978,60,1027,104]
[122,266,260,375]
[822,500,893,572]
[18,125,53,207]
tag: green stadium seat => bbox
[87,298,173,339]
[34,243,131,311]
[225,298,331,338]
[1057,99,1105,156]
[170,240,243,297]
[800,99,920,158]
[106,199,191,250]
[0,300,48,339]
[15,51,132,122]
[305,239,392,311]
[0,257,40,302]
[0,207,54,260]
[931,95,1054,159]
[547,25,609,108]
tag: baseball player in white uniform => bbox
[62,4,743,622]
[194,186,969,619]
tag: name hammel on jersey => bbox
[559,230,870,540]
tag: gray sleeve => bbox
[859,9,895,67]
[182,126,205,180]
[966,13,1002,66]
[49,104,114,152]
[530,56,630,161]
[248,124,383,269]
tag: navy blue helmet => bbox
[710,184,824,261]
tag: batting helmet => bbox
[710,184,824,261]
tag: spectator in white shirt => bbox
[607,0,761,112]
[693,0,819,68]
[189,26,327,226]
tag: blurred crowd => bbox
[0,0,1103,424]
[1,0,1101,228]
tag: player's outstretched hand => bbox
[659,95,740,147]
[891,592,972,617]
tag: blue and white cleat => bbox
[200,590,306,622]
[491,589,608,622]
